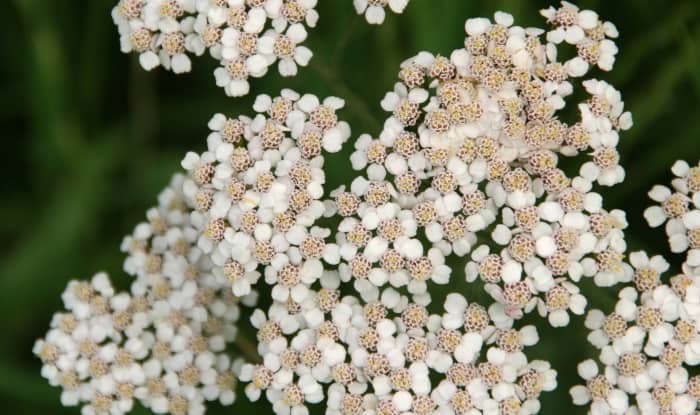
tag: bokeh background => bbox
[2,0,700,413]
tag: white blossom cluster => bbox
[34,91,353,415]
[111,0,320,96]
[45,3,700,415]
[177,89,350,302]
[240,292,557,415]
[340,1,632,328]
[572,276,700,415]
[165,88,557,415]
[34,175,248,415]
[645,160,700,266]
[571,163,700,415]
[111,0,413,97]
[353,0,410,25]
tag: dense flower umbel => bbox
[338,2,632,328]
[112,0,319,96]
[35,175,247,415]
[178,90,350,301]
[111,0,412,96]
[240,292,557,415]
[572,268,700,414]
[571,162,700,415]
[35,91,353,415]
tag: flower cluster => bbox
[353,0,410,25]
[571,163,700,415]
[178,89,350,300]
[35,91,353,415]
[112,0,319,96]
[240,291,556,415]
[111,0,413,97]
[645,160,700,265]
[540,1,620,73]
[34,175,248,415]
[46,3,700,415]
[341,3,631,328]
[572,263,700,414]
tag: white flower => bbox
[258,24,311,77]
[353,0,410,25]
[112,0,319,96]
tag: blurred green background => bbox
[2,0,700,413]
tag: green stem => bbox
[309,59,381,133]
[235,333,262,364]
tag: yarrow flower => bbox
[573,271,700,414]
[45,3,700,415]
[36,91,352,415]
[240,292,557,415]
[112,0,411,96]
[572,163,700,415]
[353,0,410,25]
[112,0,319,96]
[644,160,700,261]
[35,175,249,415]
[335,1,632,328]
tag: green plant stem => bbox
[235,333,262,364]
[309,59,381,132]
